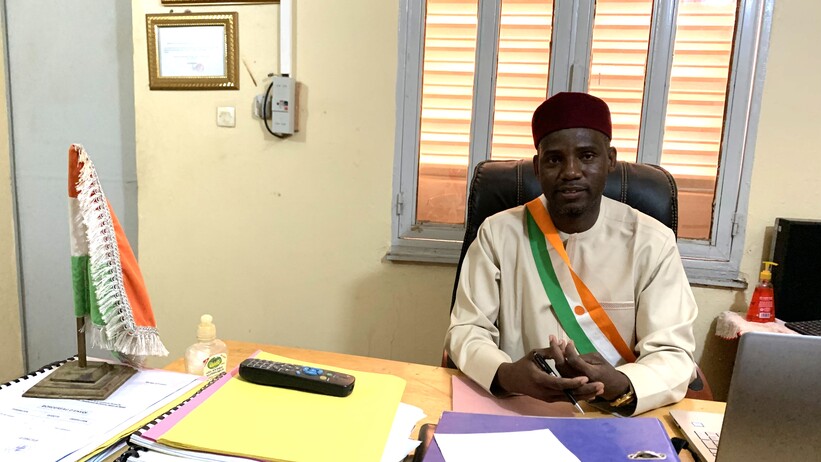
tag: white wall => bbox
[132,0,452,370]
[0,10,24,383]
[5,1,136,368]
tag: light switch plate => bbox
[217,106,236,127]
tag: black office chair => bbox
[443,158,712,401]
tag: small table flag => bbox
[68,144,168,365]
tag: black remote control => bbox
[238,358,355,397]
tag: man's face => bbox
[532,128,617,233]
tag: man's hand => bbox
[552,338,631,401]
[494,348,604,403]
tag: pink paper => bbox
[451,375,575,417]
[143,350,262,440]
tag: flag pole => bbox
[76,317,87,368]
[23,315,135,399]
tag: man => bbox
[445,92,697,415]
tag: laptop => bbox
[669,410,722,461]
[671,332,821,462]
[783,319,821,336]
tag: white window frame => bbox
[389,0,773,288]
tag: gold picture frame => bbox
[146,13,239,90]
[162,1,274,4]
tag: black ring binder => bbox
[0,356,76,389]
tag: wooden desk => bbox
[164,340,725,441]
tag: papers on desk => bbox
[0,359,202,462]
[451,375,575,417]
[129,402,425,462]
[435,428,579,462]
[129,351,416,462]
[422,411,679,462]
[382,402,425,462]
[436,376,675,461]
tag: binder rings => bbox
[0,357,203,462]
[422,411,679,462]
[0,355,74,390]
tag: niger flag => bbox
[68,144,168,363]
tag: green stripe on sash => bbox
[525,210,596,355]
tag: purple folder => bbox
[423,411,679,462]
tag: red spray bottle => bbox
[746,261,778,323]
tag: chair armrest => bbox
[441,350,456,369]
[685,366,714,401]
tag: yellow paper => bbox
[158,352,406,462]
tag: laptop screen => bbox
[714,332,821,461]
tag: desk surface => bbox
[164,340,725,442]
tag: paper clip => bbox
[627,450,667,460]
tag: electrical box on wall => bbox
[269,76,296,135]
[254,76,297,137]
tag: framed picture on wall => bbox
[146,12,239,90]
[161,1,274,3]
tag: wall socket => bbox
[216,106,236,127]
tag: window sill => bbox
[687,271,748,290]
[386,244,460,265]
[388,242,749,289]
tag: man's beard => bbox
[553,201,586,217]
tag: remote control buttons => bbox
[239,358,355,397]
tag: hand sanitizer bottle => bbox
[185,314,228,378]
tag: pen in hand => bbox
[532,352,584,414]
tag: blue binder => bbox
[422,411,679,461]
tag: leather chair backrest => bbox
[452,159,678,308]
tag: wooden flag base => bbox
[23,317,136,400]
[23,360,137,400]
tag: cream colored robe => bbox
[445,196,697,415]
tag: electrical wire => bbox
[263,79,289,139]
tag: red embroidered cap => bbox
[531,92,612,147]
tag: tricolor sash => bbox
[525,198,637,366]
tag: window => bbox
[391,0,773,286]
